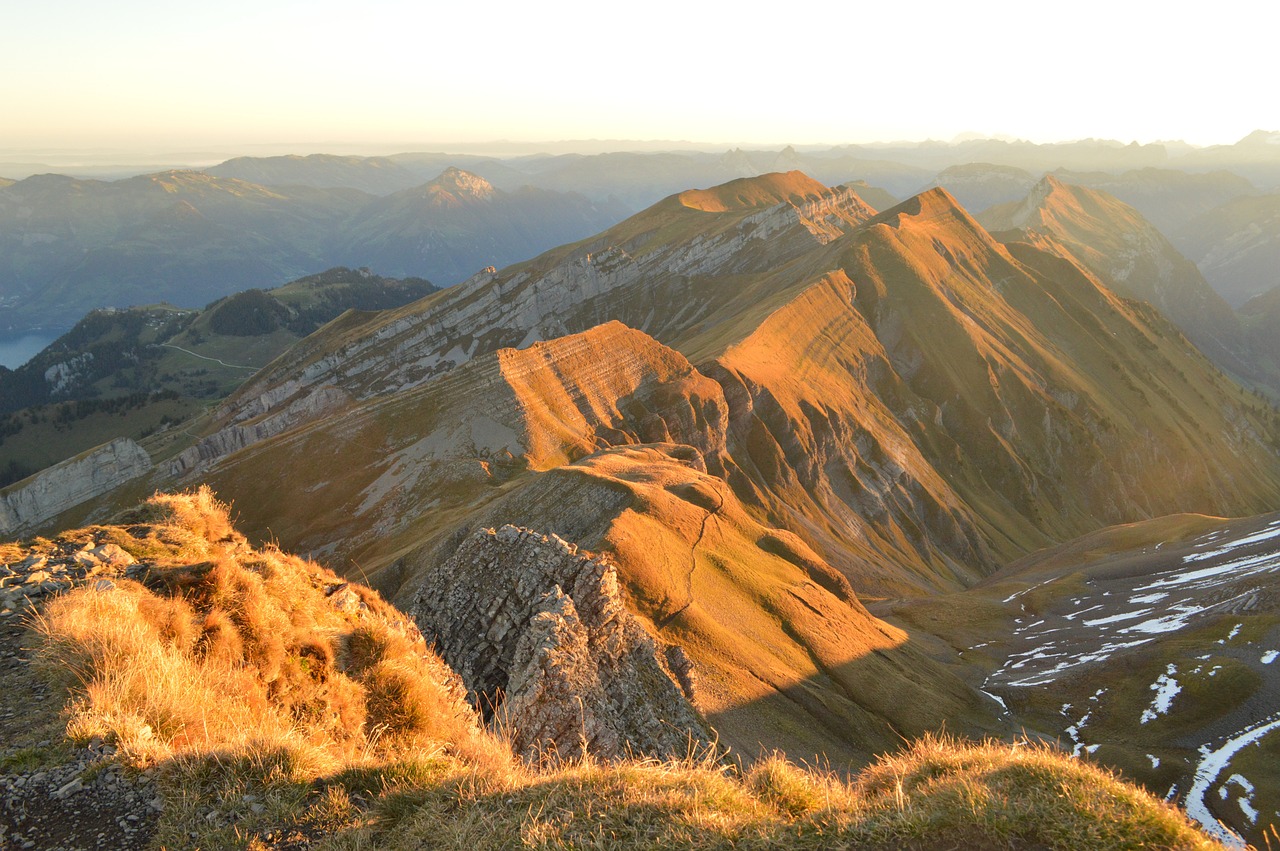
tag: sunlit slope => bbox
[164,321,1003,762]
[708,188,1280,593]
[211,171,878,411]
[192,322,728,574]
[396,443,1001,766]
[980,175,1248,374]
[164,174,1280,602]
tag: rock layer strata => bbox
[412,525,711,761]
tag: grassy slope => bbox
[7,490,1223,850]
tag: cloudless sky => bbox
[5,0,1276,153]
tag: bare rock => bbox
[412,525,712,762]
[0,438,152,537]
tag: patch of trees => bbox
[0,458,34,489]
[207,290,291,336]
[48,389,179,426]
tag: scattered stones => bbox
[0,534,150,613]
[0,624,159,851]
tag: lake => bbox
[0,332,60,369]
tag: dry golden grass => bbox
[32,486,506,776]
[324,736,1220,851]
[24,488,1225,850]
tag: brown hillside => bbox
[676,170,831,212]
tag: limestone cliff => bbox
[411,525,712,761]
[0,439,152,537]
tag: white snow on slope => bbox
[1184,715,1280,848]
[1140,664,1181,724]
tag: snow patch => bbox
[1140,664,1181,724]
[1184,714,1280,848]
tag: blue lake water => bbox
[0,332,60,369]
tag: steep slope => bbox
[980,175,1250,376]
[131,175,1280,601]
[207,171,878,427]
[109,320,996,764]
[0,268,436,485]
[1173,193,1280,306]
[333,168,631,285]
[2,493,1223,850]
[404,443,1000,766]
[709,188,1280,594]
[1240,284,1280,377]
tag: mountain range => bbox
[5,165,1280,846]
[0,168,625,335]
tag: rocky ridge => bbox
[412,525,712,761]
[191,173,878,471]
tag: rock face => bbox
[412,525,711,761]
[0,439,152,537]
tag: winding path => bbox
[159,343,257,371]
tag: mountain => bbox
[979,175,1252,378]
[0,268,436,487]
[0,171,367,332]
[0,168,629,335]
[1240,284,1280,375]
[927,163,1038,212]
[1054,167,1258,234]
[1172,193,1280,307]
[126,174,1278,600]
[396,148,919,209]
[206,152,426,194]
[0,489,1219,850]
[1179,129,1280,190]
[833,137,1176,174]
[332,168,631,284]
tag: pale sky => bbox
[4,0,1275,153]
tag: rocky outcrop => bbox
[411,525,712,762]
[0,439,151,537]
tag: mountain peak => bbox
[675,170,829,212]
[428,167,496,201]
[866,185,974,229]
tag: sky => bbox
[5,0,1276,154]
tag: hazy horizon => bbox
[8,0,1276,154]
